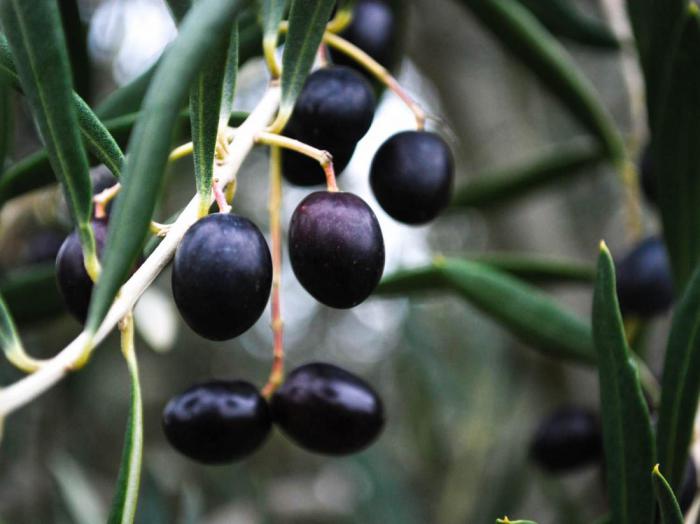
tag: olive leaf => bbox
[515,0,618,49]
[458,0,625,165]
[277,0,336,125]
[0,33,125,179]
[0,0,97,271]
[377,257,595,364]
[85,0,250,335]
[0,291,24,369]
[451,139,605,209]
[656,263,700,490]
[107,321,143,524]
[592,243,655,524]
[652,465,685,524]
[262,0,287,75]
[465,253,594,285]
[653,6,700,290]
[189,23,233,215]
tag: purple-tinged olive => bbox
[530,406,602,473]
[162,380,271,464]
[370,131,454,225]
[55,221,108,323]
[171,213,272,341]
[271,362,385,455]
[616,237,674,318]
[288,191,384,308]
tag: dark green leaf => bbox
[515,0,618,49]
[467,253,595,285]
[625,0,685,128]
[0,0,96,268]
[278,0,335,122]
[0,33,124,178]
[86,0,250,334]
[377,257,595,364]
[592,243,655,524]
[652,465,685,524]
[189,26,231,214]
[59,0,91,101]
[656,264,700,490]
[95,63,157,120]
[0,290,23,367]
[107,323,143,524]
[0,110,247,209]
[458,0,625,164]
[220,25,239,126]
[654,6,700,290]
[451,139,605,209]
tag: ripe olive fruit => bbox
[288,191,385,308]
[370,131,454,225]
[615,237,674,318]
[162,380,271,464]
[55,220,108,323]
[331,0,400,73]
[271,362,385,455]
[530,406,602,473]
[282,66,375,186]
[171,213,272,341]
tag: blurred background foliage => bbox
[0,0,646,522]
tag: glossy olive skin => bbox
[162,380,272,464]
[282,66,374,186]
[271,363,385,455]
[289,192,385,308]
[171,214,272,340]
[281,130,356,186]
[55,221,108,323]
[331,0,399,73]
[530,406,602,473]
[616,237,674,317]
[370,131,454,225]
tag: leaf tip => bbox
[689,1,700,16]
[652,463,662,476]
[598,240,610,255]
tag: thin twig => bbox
[0,85,282,418]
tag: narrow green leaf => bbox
[189,15,232,213]
[278,0,335,120]
[516,0,618,49]
[468,253,595,285]
[451,139,605,209]
[108,323,143,524]
[377,257,595,364]
[0,33,124,179]
[59,0,91,101]
[0,290,23,366]
[592,243,655,524]
[0,110,247,210]
[262,0,287,64]
[0,0,96,267]
[625,0,685,128]
[458,0,625,164]
[652,465,685,524]
[220,24,239,126]
[86,0,250,334]
[656,264,700,490]
[654,7,700,290]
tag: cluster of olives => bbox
[53,0,454,464]
[530,406,697,514]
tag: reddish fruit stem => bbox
[262,146,285,399]
[212,179,232,213]
[93,183,121,219]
